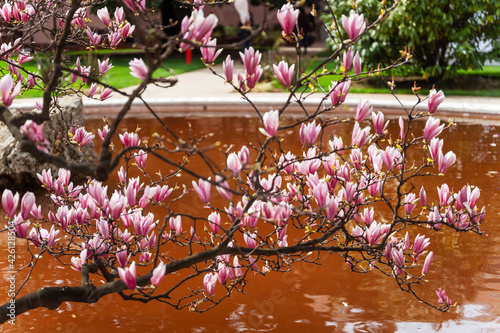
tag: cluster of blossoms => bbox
[0,0,484,318]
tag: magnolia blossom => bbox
[342,47,353,72]
[422,251,433,275]
[259,110,279,137]
[299,120,321,145]
[192,178,211,204]
[150,261,166,287]
[355,100,372,123]
[97,7,110,26]
[2,189,19,218]
[330,80,351,105]
[100,87,113,101]
[222,55,233,82]
[423,116,444,142]
[118,262,137,290]
[203,272,217,296]
[428,89,445,114]
[273,60,294,88]
[240,47,261,76]
[71,127,95,148]
[342,12,366,40]
[372,111,389,135]
[0,74,21,106]
[98,58,113,75]
[129,58,148,80]
[277,3,299,35]
[353,51,362,75]
[200,38,222,64]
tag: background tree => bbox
[324,0,500,80]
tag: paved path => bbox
[11,64,500,121]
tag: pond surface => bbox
[1,113,500,332]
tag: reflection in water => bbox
[1,114,499,332]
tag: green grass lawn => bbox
[7,51,206,99]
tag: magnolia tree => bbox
[0,0,485,326]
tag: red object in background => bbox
[186,49,192,65]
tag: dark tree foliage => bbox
[324,0,500,80]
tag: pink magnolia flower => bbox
[436,287,451,306]
[437,184,451,206]
[245,66,262,89]
[169,215,183,234]
[259,110,279,138]
[123,0,145,11]
[353,51,362,75]
[428,89,445,114]
[419,186,427,207]
[200,38,222,64]
[98,58,113,75]
[134,150,148,169]
[372,111,389,135]
[233,256,243,278]
[116,247,129,268]
[227,152,242,174]
[341,12,366,40]
[71,249,88,272]
[100,87,113,101]
[129,58,148,80]
[2,189,19,218]
[428,137,443,161]
[239,46,261,76]
[71,127,95,147]
[0,74,21,106]
[86,27,102,46]
[88,83,98,98]
[438,150,456,174]
[351,122,371,147]
[330,80,351,105]
[273,60,295,88]
[153,185,173,202]
[208,211,221,234]
[413,234,430,257]
[404,193,417,216]
[238,145,250,167]
[392,248,405,268]
[114,7,125,23]
[1,3,12,22]
[299,120,321,145]
[192,177,211,204]
[97,125,109,141]
[244,232,257,248]
[150,261,166,287]
[313,181,328,208]
[277,3,299,35]
[118,262,137,290]
[13,218,30,239]
[399,116,405,140]
[354,101,372,125]
[223,55,233,82]
[203,272,217,296]
[21,192,35,220]
[97,7,110,26]
[134,212,156,237]
[365,221,389,245]
[422,251,433,275]
[423,116,444,142]
[342,47,354,72]
[119,132,140,147]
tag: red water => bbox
[1,113,500,332]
